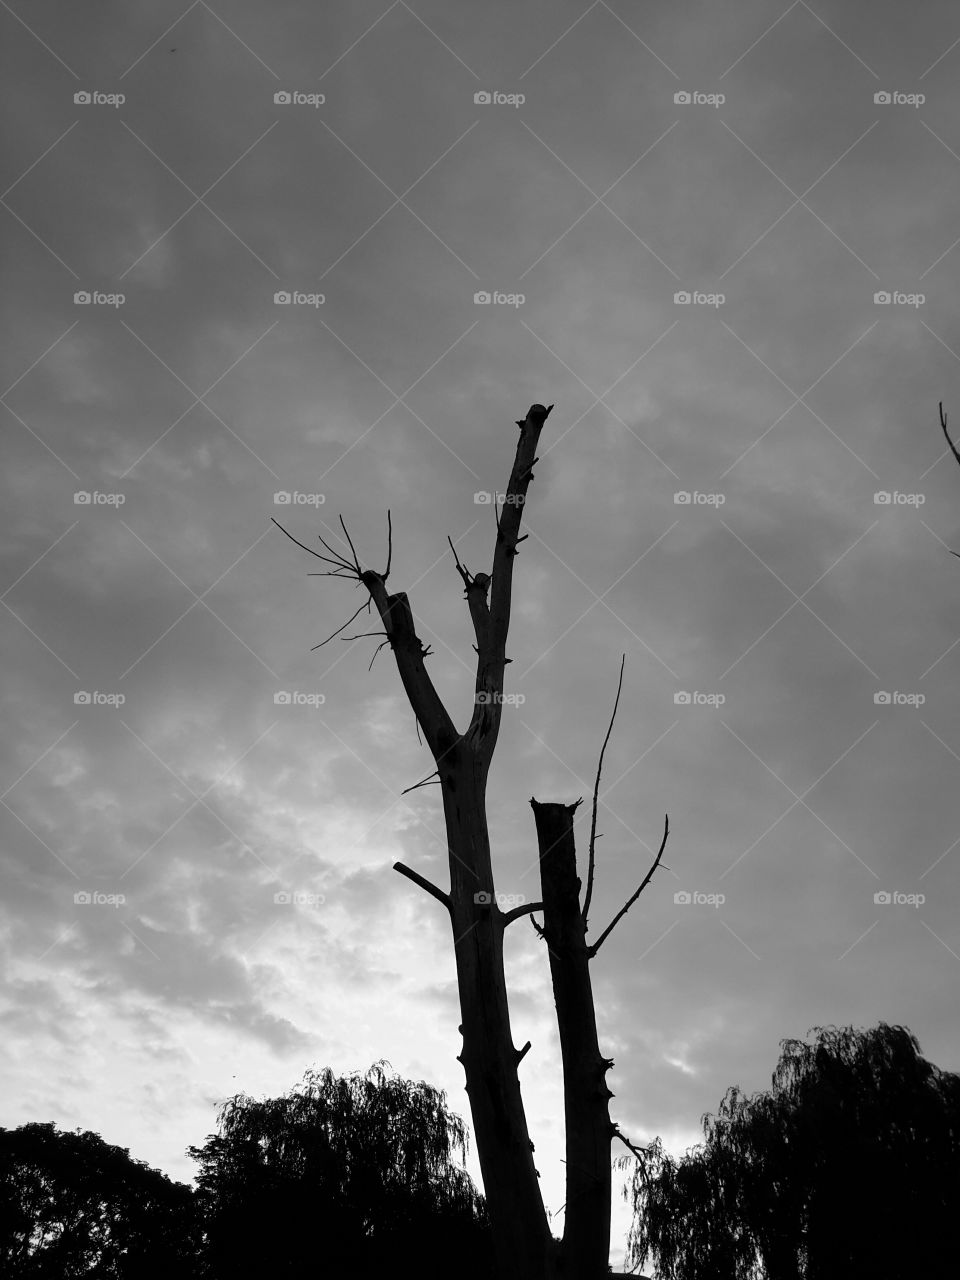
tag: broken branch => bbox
[393,861,451,913]
[359,570,458,761]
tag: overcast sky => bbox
[4,0,960,1268]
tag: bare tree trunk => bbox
[445,764,554,1280]
[349,404,556,1280]
[531,799,613,1280]
[275,403,667,1280]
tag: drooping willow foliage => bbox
[189,1060,492,1278]
[618,1023,960,1280]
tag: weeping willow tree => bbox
[188,1060,492,1278]
[618,1022,960,1279]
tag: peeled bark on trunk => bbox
[531,799,614,1280]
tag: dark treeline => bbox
[4,1025,958,1278]
[0,1061,494,1279]
[619,1022,960,1279]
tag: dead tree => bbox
[274,403,667,1279]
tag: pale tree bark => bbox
[274,403,667,1279]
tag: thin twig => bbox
[401,769,441,795]
[368,640,390,672]
[315,530,357,571]
[588,815,670,958]
[447,534,471,588]
[338,515,362,574]
[941,402,960,468]
[612,1126,658,1192]
[271,518,354,570]
[340,630,387,642]
[583,653,625,929]
[310,600,372,650]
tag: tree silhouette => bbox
[274,404,668,1278]
[0,1121,200,1278]
[619,1022,960,1279]
[187,1060,494,1279]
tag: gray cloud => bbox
[4,3,960,1266]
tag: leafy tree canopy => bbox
[0,1121,200,1279]
[187,1059,494,1279]
[620,1022,960,1280]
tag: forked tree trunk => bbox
[276,402,667,1280]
